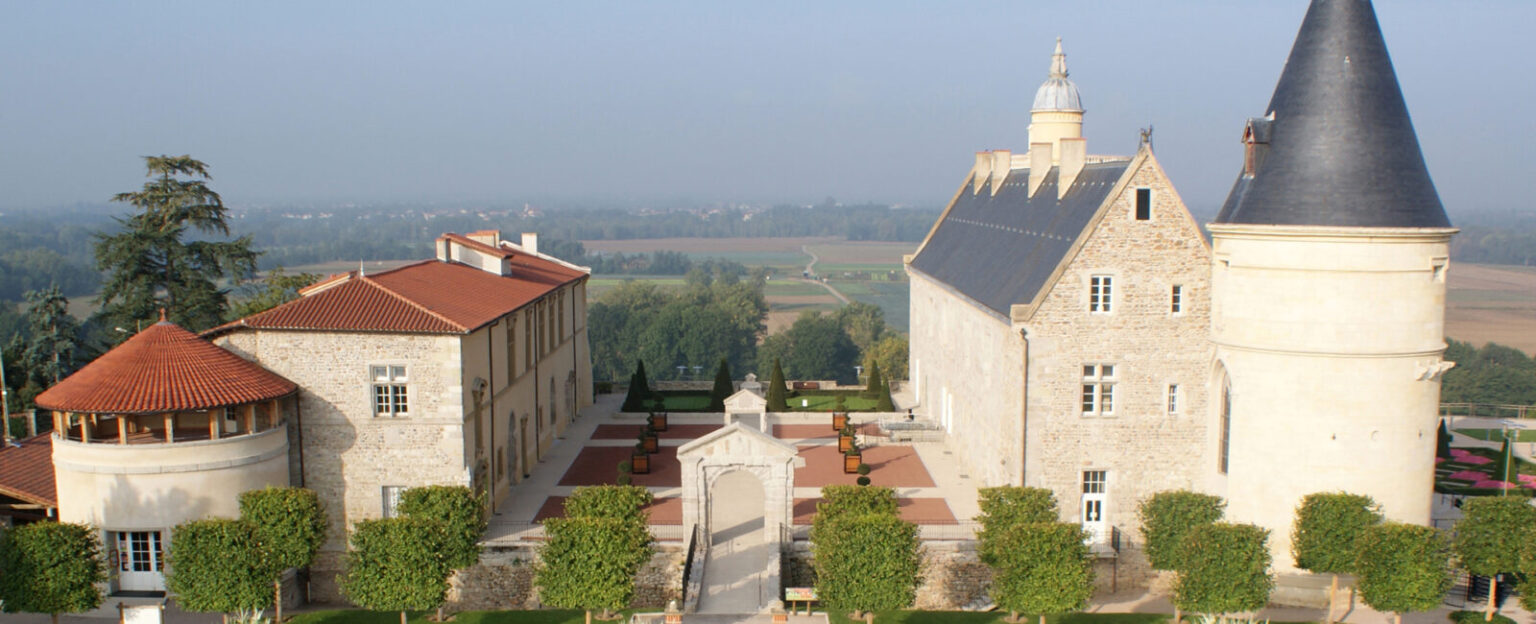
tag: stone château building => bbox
[907,0,1455,581]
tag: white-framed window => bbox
[1167,384,1180,415]
[371,365,409,417]
[1081,364,1116,416]
[1081,470,1108,545]
[382,485,405,518]
[1170,284,1183,314]
[1135,188,1152,220]
[1089,275,1113,313]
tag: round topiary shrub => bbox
[856,463,871,475]
[856,476,871,486]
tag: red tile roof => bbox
[34,322,298,415]
[0,434,56,507]
[213,252,585,335]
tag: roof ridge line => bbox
[360,273,470,332]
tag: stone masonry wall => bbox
[448,544,685,612]
[1022,152,1215,556]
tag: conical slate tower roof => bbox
[1215,0,1450,228]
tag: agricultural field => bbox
[1445,263,1536,354]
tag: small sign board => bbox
[120,603,164,624]
[784,587,817,601]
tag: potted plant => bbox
[648,410,668,432]
[838,424,856,453]
[631,443,651,474]
[617,460,633,485]
[639,426,659,454]
[832,409,849,432]
[843,443,862,474]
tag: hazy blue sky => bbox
[3,1,1532,215]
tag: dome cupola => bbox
[1032,38,1083,112]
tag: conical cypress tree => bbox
[863,362,883,399]
[1435,420,1451,459]
[1492,437,1512,485]
[766,359,788,412]
[708,358,732,412]
[872,363,895,411]
[623,361,651,412]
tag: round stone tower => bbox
[1028,38,1083,162]
[1209,0,1457,571]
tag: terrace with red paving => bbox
[535,495,684,524]
[792,497,955,525]
[591,423,722,440]
[556,438,934,489]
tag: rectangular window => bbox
[1170,285,1183,314]
[1219,386,1232,475]
[1089,276,1113,313]
[1081,364,1116,416]
[1135,188,1151,220]
[382,486,405,518]
[371,365,409,417]
[525,310,533,366]
[1082,470,1107,494]
[506,317,517,382]
[1167,384,1180,415]
[557,291,566,341]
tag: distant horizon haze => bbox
[3,2,1532,218]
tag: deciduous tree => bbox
[1139,490,1225,571]
[1454,496,1536,621]
[975,487,1059,565]
[341,517,452,624]
[1173,522,1272,617]
[95,156,258,333]
[0,522,106,624]
[989,522,1094,624]
[536,486,655,624]
[240,487,327,624]
[1356,523,1452,624]
[166,519,272,617]
[811,510,920,622]
[1291,492,1382,622]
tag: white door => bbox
[1080,470,1108,546]
[115,531,165,592]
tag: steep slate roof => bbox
[0,434,56,507]
[215,253,586,335]
[909,160,1131,316]
[1216,0,1450,228]
[35,321,297,415]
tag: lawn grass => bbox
[1456,428,1536,443]
[289,610,648,624]
[647,389,884,412]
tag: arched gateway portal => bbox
[677,422,801,614]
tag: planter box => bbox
[632,453,651,474]
[832,412,849,431]
[650,413,668,431]
[843,453,862,474]
[838,435,854,453]
[642,434,659,454]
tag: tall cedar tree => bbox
[975,487,1059,565]
[96,155,257,333]
[1291,492,1382,623]
[1173,522,1273,617]
[989,522,1095,624]
[21,285,79,385]
[166,518,273,617]
[707,358,733,411]
[239,487,327,624]
[1356,523,1452,624]
[1454,496,1536,621]
[341,517,453,624]
[536,486,654,624]
[622,360,651,411]
[0,522,106,624]
[766,358,789,411]
[229,268,321,320]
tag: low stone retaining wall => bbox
[448,543,685,612]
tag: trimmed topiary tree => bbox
[1139,490,1225,571]
[399,485,487,622]
[766,358,789,412]
[815,484,899,527]
[341,517,452,624]
[622,360,652,412]
[862,362,883,399]
[707,357,732,412]
[811,511,921,623]
[1436,420,1451,459]
[0,522,106,624]
[975,487,1059,564]
[1173,522,1273,618]
[1490,437,1512,487]
[240,486,327,624]
[1356,523,1452,624]
[537,485,655,624]
[1291,491,1382,622]
[989,522,1094,624]
[166,518,273,618]
[1518,525,1536,612]
[1454,496,1536,621]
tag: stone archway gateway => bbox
[677,422,801,614]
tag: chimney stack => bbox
[1057,138,1086,198]
[972,152,991,195]
[521,232,539,256]
[1028,143,1053,198]
[990,150,1012,196]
